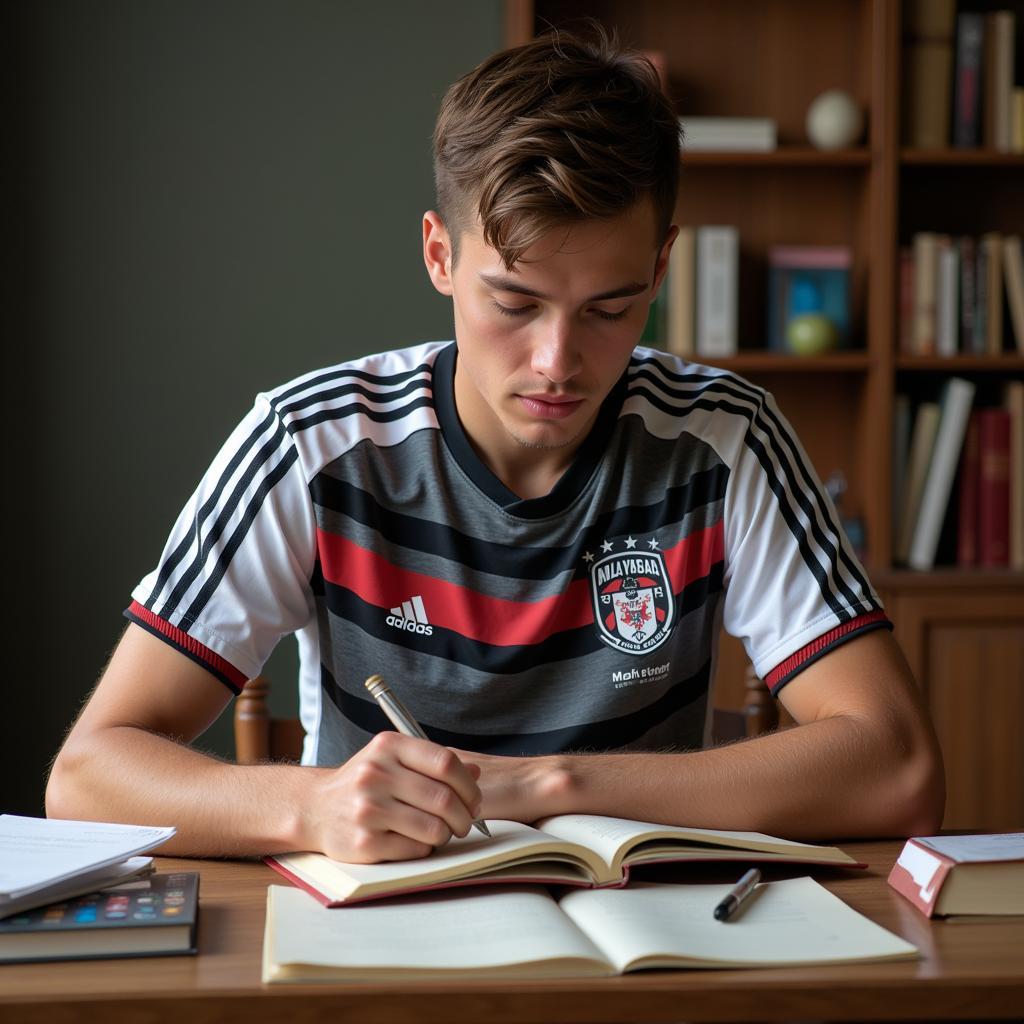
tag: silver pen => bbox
[364,674,491,838]
[713,867,761,921]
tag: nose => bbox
[530,316,581,384]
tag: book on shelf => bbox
[0,815,176,920]
[907,377,976,570]
[1008,380,1024,570]
[952,11,984,148]
[984,11,1016,153]
[266,815,862,908]
[679,116,777,152]
[900,232,1022,355]
[262,876,917,983]
[666,225,695,357]
[910,6,1019,153]
[911,232,938,354]
[695,226,738,357]
[981,232,1004,354]
[958,236,977,353]
[956,412,981,567]
[977,408,1012,568]
[766,246,851,354]
[1004,236,1024,354]
[0,871,199,964]
[935,237,959,357]
[888,833,1024,918]
[896,401,940,564]
[902,0,956,148]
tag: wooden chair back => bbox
[233,669,778,764]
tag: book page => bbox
[917,833,1024,862]
[558,877,918,972]
[263,884,613,982]
[535,814,849,873]
[0,817,176,899]
[276,819,606,900]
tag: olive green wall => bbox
[9,1,503,814]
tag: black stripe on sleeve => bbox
[631,357,878,611]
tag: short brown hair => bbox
[433,27,680,271]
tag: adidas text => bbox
[386,615,433,636]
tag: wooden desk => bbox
[2,840,1022,1023]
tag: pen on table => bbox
[364,674,491,839]
[713,868,761,922]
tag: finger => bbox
[328,824,434,864]
[388,769,477,839]
[389,735,483,816]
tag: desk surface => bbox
[2,839,1022,1023]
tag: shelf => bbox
[874,568,1024,590]
[694,352,871,373]
[901,149,1024,167]
[896,355,1024,372]
[682,148,870,168]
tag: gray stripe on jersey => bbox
[312,588,722,764]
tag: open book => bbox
[266,814,862,906]
[262,877,917,982]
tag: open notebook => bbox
[262,877,917,982]
[267,813,862,906]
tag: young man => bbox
[47,31,944,861]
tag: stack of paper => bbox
[0,815,176,918]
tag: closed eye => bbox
[492,301,631,322]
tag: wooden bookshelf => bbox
[507,0,1024,830]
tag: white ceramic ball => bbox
[805,89,863,150]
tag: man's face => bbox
[423,201,675,483]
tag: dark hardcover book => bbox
[956,413,980,567]
[975,239,989,355]
[0,872,198,964]
[952,12,985,147]
[957,236,976,353]
[977,409,1011,567]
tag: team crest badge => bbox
[590,548,675,654]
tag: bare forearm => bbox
[46,726,322,858]
[543,713,943,840]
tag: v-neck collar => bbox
[431,342,627,520]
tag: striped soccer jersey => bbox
[128,341,889,766]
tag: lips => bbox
[517,394,585,420]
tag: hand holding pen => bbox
[365,674,492,838]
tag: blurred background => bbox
[8,0,503,814]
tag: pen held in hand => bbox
[364,674,491,839]
[713,867,761,921]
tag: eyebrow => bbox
[479,273,650,302]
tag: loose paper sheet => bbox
[0,816,175,899]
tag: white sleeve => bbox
[127,394,317,692]
[720,388,888,694]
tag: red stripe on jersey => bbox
[317,524,724,648]
[660,522,724,590]
[763,610,891,692]
[127,600,247,690]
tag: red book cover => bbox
[977,409,1011,566]
[956,413,980,566]
[887,839,957,918]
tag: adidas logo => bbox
[386,595,434,636]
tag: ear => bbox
[650,224,679,299]
[423,211,454,296]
